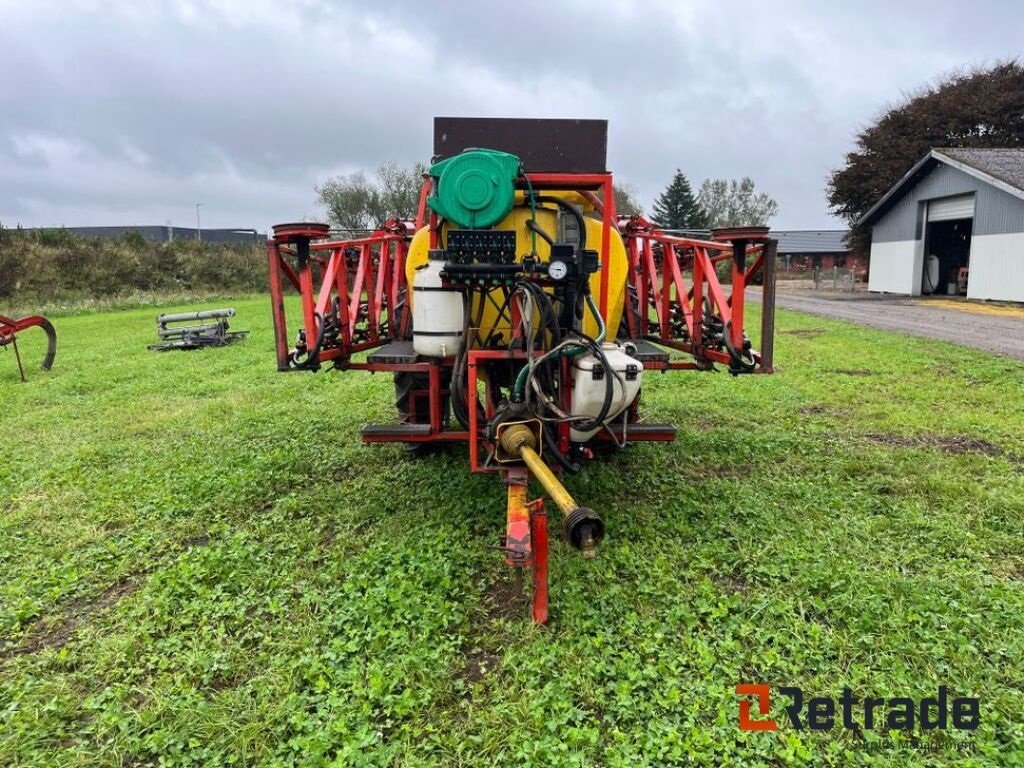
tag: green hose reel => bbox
[427,149,520,229]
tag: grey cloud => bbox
[1,0,1021,230]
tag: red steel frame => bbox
[266,174,777,622]
[619,214,776,371]
[503,467,549,623]
[267,175,776,451]
[267,221,412,372]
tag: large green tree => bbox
[697,178,778,228]
[829,61,1024,249]
[316,161,427,230]
[651,170,707,229]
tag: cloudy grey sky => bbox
[1,0,1020,231]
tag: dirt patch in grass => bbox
[711,572,749,595]
[481,575,529,624]
[677,462,755,482]
[798,404,851,418]
[798,405,828,416]
[866,433,1004,457]
[462,646,503,685]
[455,577,523,687]
[182,533,211,550]
[829,368,874,377]
[782,328,826,338]
[3,532,215,661]
[4,578,140,660]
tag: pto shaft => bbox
[499,424,604,556]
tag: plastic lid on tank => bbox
[427,149,520,229]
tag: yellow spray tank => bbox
[406,192,629,343]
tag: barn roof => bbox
[770,230,849,253]
[938,148,1024,191]
[858,147,1024,227]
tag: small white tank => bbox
[924,254,941,294]
[412,258,464,358]
[570,343,644,442]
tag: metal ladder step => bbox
[621,339,670,364]
[361,423,433,437]
[604,422,677,440]
[366,341,420,364]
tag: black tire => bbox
[618,282,641,340]
[393,370,451,456]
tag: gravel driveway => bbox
[759,288,1024,361]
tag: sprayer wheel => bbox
[393,370,451,456]
[618,282,641,339]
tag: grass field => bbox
[1,296,1023,767]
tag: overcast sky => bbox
[1,0,1020,232]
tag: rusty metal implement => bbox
[0,314,57,381]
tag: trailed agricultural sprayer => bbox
[268,118,777,622]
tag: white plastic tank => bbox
[570,343,644,442]
[412,257,464,358]
[924,254,940,294]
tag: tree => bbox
[316,161,427,230]
[696,178,778,228]
[315,171,381,230]
[829,61,1024,249]
[376,161,428,220]
[612,182,643,215]
[651,170,707,229]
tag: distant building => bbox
[859,148,1024,302]
[643,228,862,277]
[17,225,265,244]
[771,230,865,276]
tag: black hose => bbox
[525,219,554,248]
[513,279,614,433]
[723,321,756,373]
[543,423,580,473]
[450,295,472,428]
[451,291,487,431]
[525,195,587,251]
[292,311,326,370]
[516,280,562,347]
[37,318,57,371]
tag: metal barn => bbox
[859,148,1024,302]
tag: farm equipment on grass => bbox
[148,309,249,351]
[0,313,57,382]
[267,118,777,622]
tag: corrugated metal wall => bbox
[968,233,1024,301]
[868,240,920,293]
[872,162,1024,242]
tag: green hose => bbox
[587,293,606,344]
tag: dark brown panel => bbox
[433,117,607,173]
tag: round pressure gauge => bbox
[548,260,569,281]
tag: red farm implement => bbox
[0,314,57,382]
[267,118,777,622]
